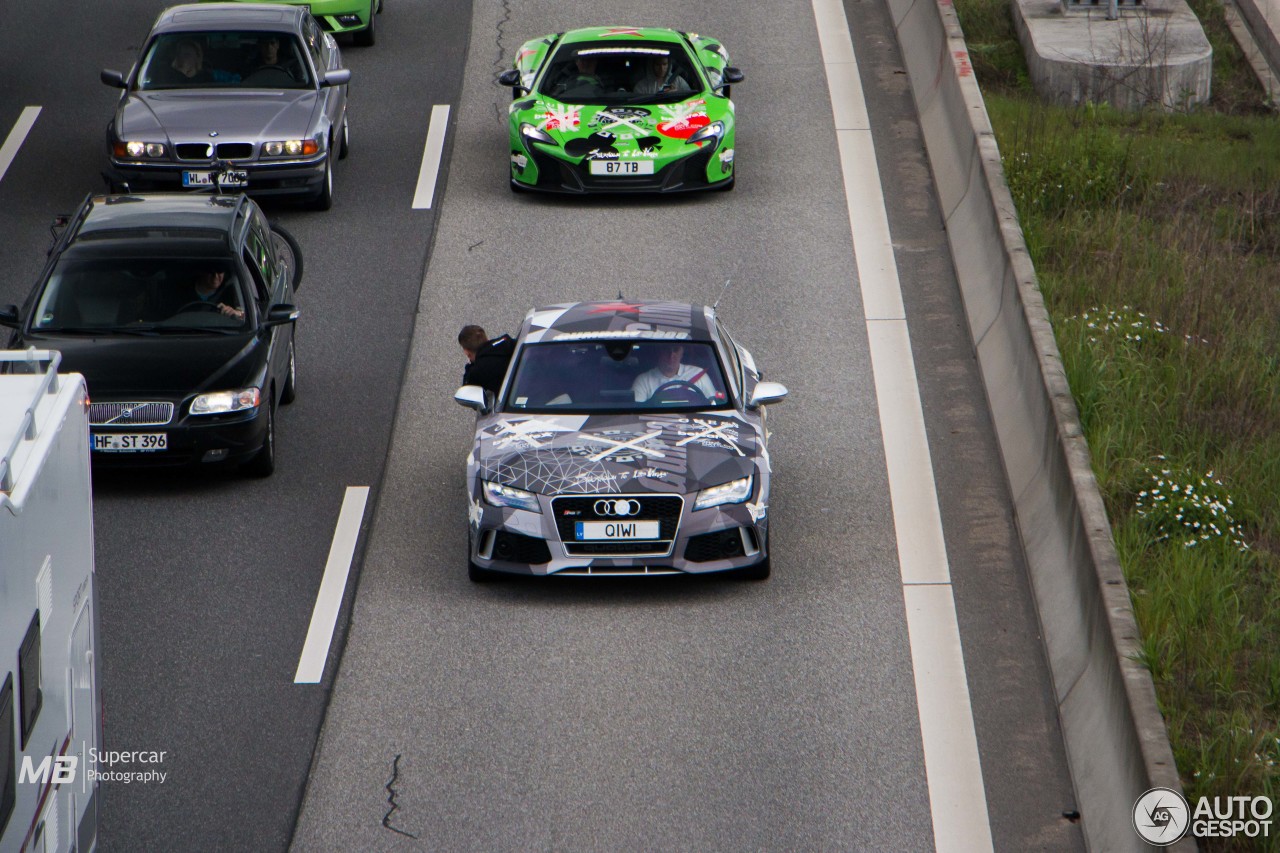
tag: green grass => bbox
[953,0,1280,847]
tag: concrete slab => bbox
[1012,0,1213,109]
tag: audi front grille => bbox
[551,494,684,557]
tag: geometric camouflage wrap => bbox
[503,27,739,193]
[460,301,778,578]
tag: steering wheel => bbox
[245,65,297,85]
[648,379,709,404]
[175,300,222,314]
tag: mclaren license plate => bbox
[183,169,248,188]
[589,160,654,176]
[575,521,660,540]
[92,433,167,452]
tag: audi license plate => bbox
[92,433,167,452]
[575,521,660,540]
[183,169,248,188]
[589,161,654,176]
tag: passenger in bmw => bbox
[459,325,515,397]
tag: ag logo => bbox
[1133,787,1190,845]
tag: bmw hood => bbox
[31,334,265,398]
[119,91,321,143]
[474,412,761,496]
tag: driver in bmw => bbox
[632,343,716,402]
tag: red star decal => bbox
[600,27,643,37]
[587,302,643,314]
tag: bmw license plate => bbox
[575,521,661,540]
[183,169,248,188]
[588,161,654,176]
[92,433,167,452]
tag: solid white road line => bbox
[295,486,370,684]
[412,104,451,209]
[811,0,995,850]
[0,107,41,184]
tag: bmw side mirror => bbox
[263,304,300,327]
[748,381,788,409]
[454,385,492,414]
[101,69,127,88]
[322,69,352,87]
[0,305,19,329]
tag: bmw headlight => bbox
[520,123,555,145]
[190,388,261,416]
[694,476,753,510]
[482,480,542,513]
[686,121,724,146]
[116,141,166,159]
[263,139,320,157]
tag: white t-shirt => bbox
[632,364,716,402]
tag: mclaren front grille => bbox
[551,494,684,557]
[90,402,174,426]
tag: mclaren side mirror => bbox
[497,68,522,87]
[748,381,788,408]
[723,67,745,85]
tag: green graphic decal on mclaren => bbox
[498,26,743,194]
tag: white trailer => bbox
[0,350,99,853]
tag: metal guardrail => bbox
[0,348,63,493]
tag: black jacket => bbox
[463,334,515,397]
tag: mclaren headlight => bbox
[190,388,261,416]
[686,121,724,146]
[694,476,752,510]
[482,480,542,513]
[520,123,555,146]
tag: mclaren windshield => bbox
[536,41,704,105]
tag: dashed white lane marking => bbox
[811,0,995,849]
[295,486,370,684]
[412,104,451,209]
[0,107,41,184]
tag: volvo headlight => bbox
[686,121,724,146]
[116,141,166,158]
[190,388,261,416]
[520,123,555,145]
[482,480,542,513]
[263,139,319,157]
[694,476,752,510]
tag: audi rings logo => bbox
[594,499,641,517]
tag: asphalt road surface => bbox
[0,0,1085,849]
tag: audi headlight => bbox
[686,121,724,146]
[190,388,261,416]
[694,476,752,510]
[116,141,166,158]
[482,480,542,513]
[520,123,555,145]
[263,139,320,157]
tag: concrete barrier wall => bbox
[883,0,1193,848]
[1233,0,1280,80]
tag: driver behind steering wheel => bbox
[632,342,716,402]
[184,268,244,320]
